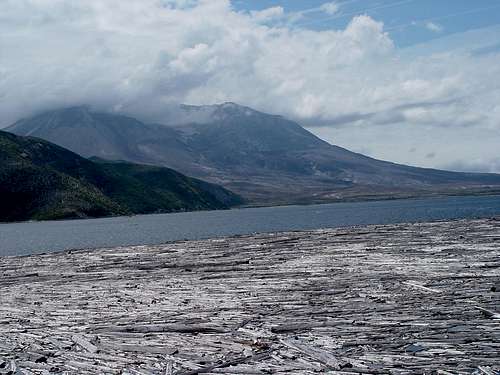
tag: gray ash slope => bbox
[8,103,500,204]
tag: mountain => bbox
[0,130,242,222]
[7,104,500,205]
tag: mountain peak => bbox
[172,102,262,125]
[216,102,251,111]
[212,102,263,117]
[57,104,92,112]
[40,105,94,119]
[212,102,259,120]
[218,101,241,108]
[7,105,94,136]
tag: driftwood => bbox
[0,217,499,374]
[279,339,343,369]
[71,334,98,353]
[174,351,272,375]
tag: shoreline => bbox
[3,195,500,258]
[1,218,499,374]
[2,190,500,226]
[3,215,499,258]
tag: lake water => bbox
[2,195,500,256]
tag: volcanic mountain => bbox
[7,104,500,204]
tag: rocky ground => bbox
[0,218,499,374]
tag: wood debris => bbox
[0,218,499,374]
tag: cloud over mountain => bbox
[1,0,499,171]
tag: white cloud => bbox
[0,0,499,172]
[444,158,500,173]
[319,2,340,15]
[250,6,284,23]
[425,21,443,33]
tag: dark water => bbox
[2,195,500,256]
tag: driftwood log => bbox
[0,218,499,374]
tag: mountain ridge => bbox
[0,129,242,222]
[7,104,500,205]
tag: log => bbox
[71,334,98,353]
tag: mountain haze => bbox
[8,104,500,204]
[0,130,241,222]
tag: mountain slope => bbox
[0,130,242,222]
[8,104,500,205]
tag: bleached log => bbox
[174,351,272,375]
[474,307,500,320]
[280,339,342,370]
[71,334,98,353]
[402,282,440,293]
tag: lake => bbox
[2,195,500,256]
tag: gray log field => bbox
[0,218,499,374]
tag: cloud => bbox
[471,42,500,57]
[250,6,284,23]
[443,158,500,174]
[319,2,340,15]
[304,99,486,129]
[0,1,395,126]
[425,21,443,33]
[0,0,500,172]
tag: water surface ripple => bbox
[2,195,500,256]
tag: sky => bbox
[233,0,500,47]
[1,0,500,172]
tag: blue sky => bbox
[233,0,500,47]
